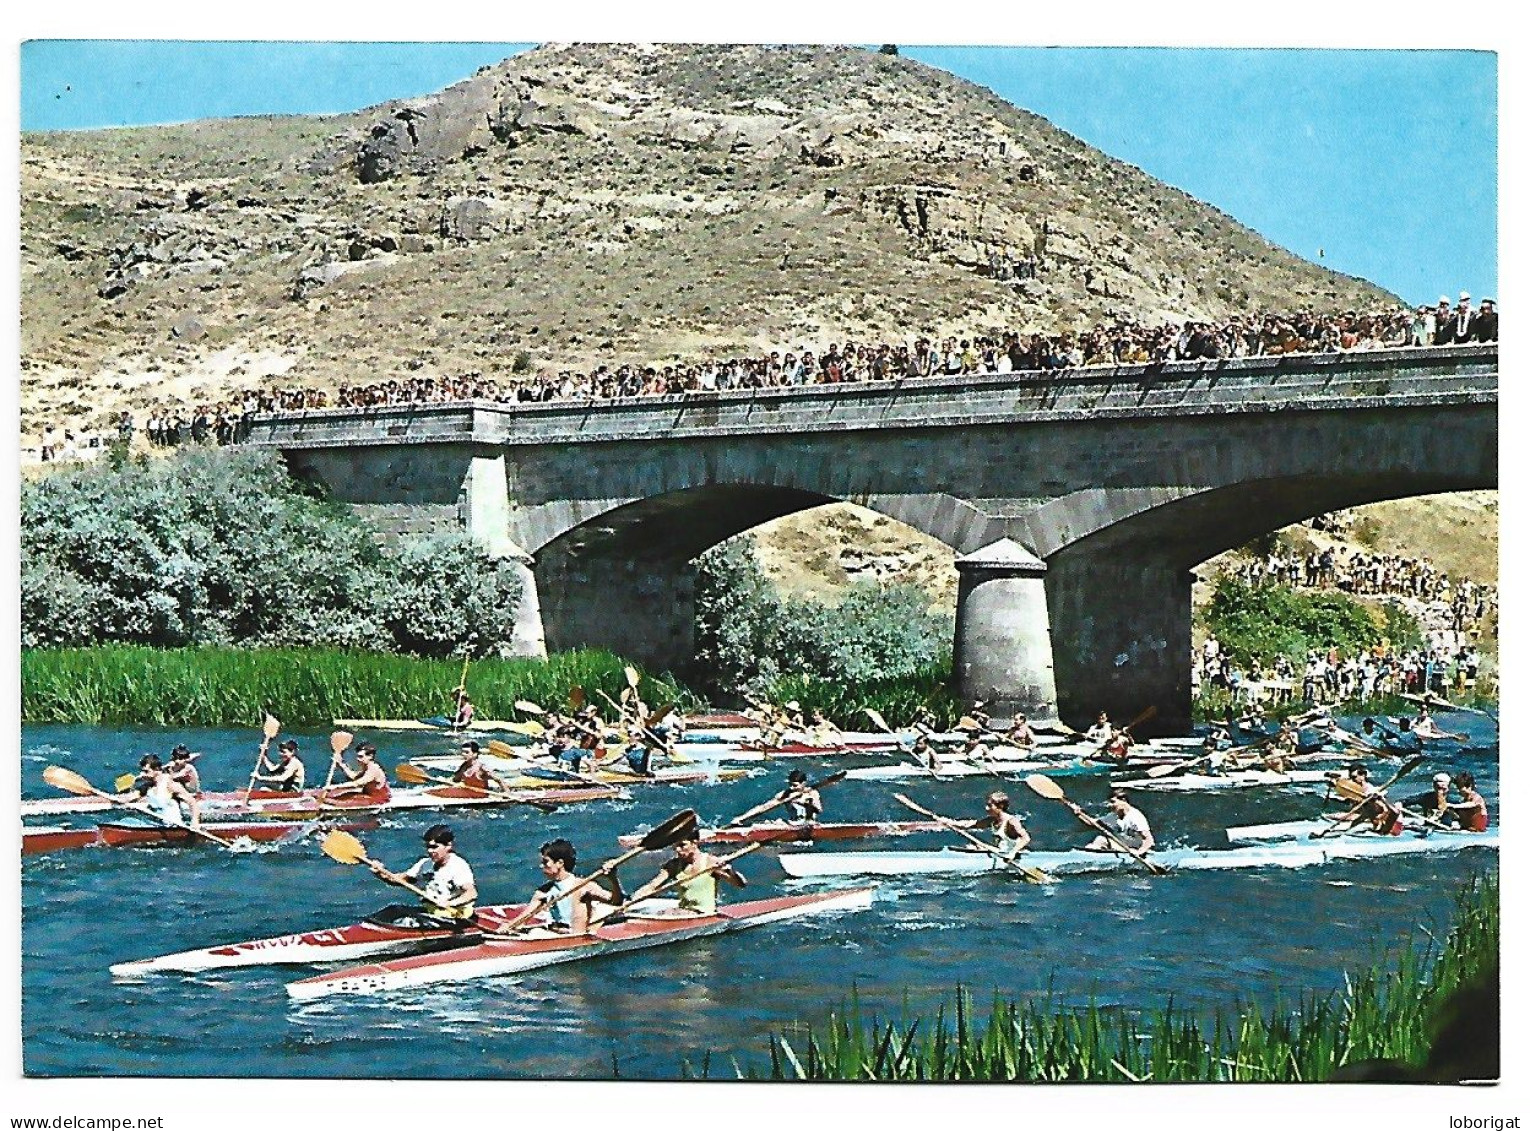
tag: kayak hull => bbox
[779,834,1498,878]
[287,886,877,1001]
[110,902,536,975]
[1113,769,1333,792]
[616,820,947,847]
[25,818,378,855]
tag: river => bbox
[20,715,1499,1079]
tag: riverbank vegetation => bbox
[20,645,692,727]
[702,875,1497,1082]
[21,448,523,657]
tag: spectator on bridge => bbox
[1474,298,1498,342]
[1447,292,1477,345]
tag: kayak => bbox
[22,786,359,820]
[616,820,948,848]
[286,885,876,1001]
[414,756,749,788]
[238,783,622,818]
[778,833,1498,879]
[845,757,1103,782]
[1112,769,1334,792]
[24,817,379,855]
[334,717,534,735]
[1223,817,1481,844]
[110,901,536,975]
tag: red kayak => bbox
[617,820,948,847]
[111,901,535,975]
[23,817,379,855]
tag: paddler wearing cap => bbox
[1401,773,1455,823]
[368,824,478,929]
[624,827,747,917]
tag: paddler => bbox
[959,790,1031,858]
[623,830,747,917]
[1083,788,1154,853]
[1360,717,1410,750]
[1084,711,1113,744]
[809,708,841,747]
[1099,726,1136,763]
[125,754,202,829]
[1447,772,1489,831]
[1400,772,1454,823]
[453,740,499,792]
[325,743,392,802]
[164,744,201,793]
[1263,720,1299,772]
[1329,763,1403,835]
[774,769,824,825]
[251,739,305,792]
[507,838,623,935]
[1005,712,1038,752]
[367,824,478,929]
[451,689,475,731]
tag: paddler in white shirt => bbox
[624,831,747,917]
[1084,789,1155,853]
[368,824,478,929]
[128,754,203,829]
[960,790,1031,858]
[1084,711,1113,744]
[508,838,623,935]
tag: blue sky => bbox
[19,41,1497,306]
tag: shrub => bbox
[1202,577,1393,666]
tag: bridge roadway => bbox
[243,343,1498,733]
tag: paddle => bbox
[243,714,282,799]
[893,792,1051,884]
[1145,747,1218,778]
[514,699,546,716]
[319,829,431,900]
[487,738,623,792]
[1312,755,1425,839]
[862,706,947,778]
[308,730,356,812]
[113,772,138,792]
[393,762,560,813]
[43,765,236,849]
[493,809,700,934]
[1022,774,1168,875]
[609,842,764,919]
[724,770,848,828]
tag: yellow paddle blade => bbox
[113,772,138,792]
[395,763,432,785]
[487,739,519,758]
[330,731,354,755]
[503,720,546,738]
[957,715,981,731]
[624,665,641,689]
[43,765,96,796]
[1023,773,1065,801]
[320,828,368,866]
[514,699,545,715]
[1331,777,1368,802]
[863,707,892,734]
[263,714,282,739]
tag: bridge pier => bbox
[1046,551,1194,736]
[952,539,1059,722]
[535,547,696,675]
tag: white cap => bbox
[1433,772,1452,787]
[1460,290,1471,301]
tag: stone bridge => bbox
[242,344,1498,733]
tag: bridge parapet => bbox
[243,344,1496,450]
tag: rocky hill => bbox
[21,42,1398,442]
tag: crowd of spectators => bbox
[1194,635,1485,709]
[26,294,1499,462]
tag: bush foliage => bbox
[1202,578,1410,666]
[693,536,953,702]
[21,447,523,657]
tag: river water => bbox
[20,716,1499,1080]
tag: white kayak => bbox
[286,886,876,1001]
[845,755,1104,782]
[1113,769,1333,792]
[778,832,1497,878]
[1224,817,1483,844]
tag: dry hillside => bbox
[21,42,1397,442]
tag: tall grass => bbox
[21,646,699,727]
[767,664,963,730]
[714,875,1497,1082]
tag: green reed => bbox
[708,875,1497,1082]
[767,666,963,730]
[21,645,699,727]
